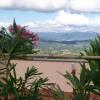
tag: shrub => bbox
[52,35,100,100]
[0,20,48,100]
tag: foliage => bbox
[49,84,69,100]
[0,19,39,55]
[0,20,48,100]
[0,63,48,100]
[80,35,100,95]
[62,66,90,100]
[54,35,100,100]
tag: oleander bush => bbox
[51,35,100,100]
[64,35,100,100]
[0,19,48,100]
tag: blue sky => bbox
[0,10,56,23]
[0,0,100,32]
[0,9,99,23]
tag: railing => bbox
[1,54,100,63]
[13,54,100,63]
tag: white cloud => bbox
[1,0,100,13]
[70,0,100,13]
[24,20,64,32]
[0,0,13,8]
[0,22,10,27]
[55,11,89,25]
[0,20,100,32]
[0,0,67,12]
[22,11,100,32]
[91,17,100,26]
[1,10,100,32]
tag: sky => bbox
[0,0,100,32]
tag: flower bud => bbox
[71,63,76,75]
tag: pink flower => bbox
[32,33,39,45]
[8,25,14,33]
[8,24,39,45]
[8,25,22,33]
[71,64,76,75]
[21,30,39,45]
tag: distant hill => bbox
[38,32,99,44]
[41,39,90,44]
[35,32,100,54]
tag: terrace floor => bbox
[12,60,81,92]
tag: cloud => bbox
[22,11,100,32]
[23,21,65,32]
[70,0,100,13]
[1,10,100,32]
[91,17,100,26]
[0,22,10,27]
[1,20,100,33]
[0,0,67,12]
[0,0,13,8]
[55,11,89,25]
[0,0,100,13]
[23,11,100,32]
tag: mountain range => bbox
[38,31,100,44]
[34,31,100,54]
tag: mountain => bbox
[41,39,90,44]
[36,32,100,54]
[38,32,100,44]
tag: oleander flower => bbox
[8,24,22,33]
[71,64,76,75]
[8,24,39,45]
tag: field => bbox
[36,41,89,55]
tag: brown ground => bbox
[12,60,81,92]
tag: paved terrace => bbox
[0,54,100,92]
[10,55,100,92]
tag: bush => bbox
[51,35,100,100]
[0,20,48,100]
